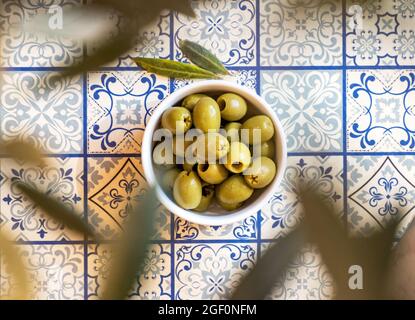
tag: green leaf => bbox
[101,188,158,300]
[0,229,30,300]
[134,58,220,79]
[179,39,229,75]
[0,141,45,166]
[16,183,96,239]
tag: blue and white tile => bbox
[88,243,171,300]
[263,243,335,300]
[0,157,84,241]
[0,0,83,67]
[261,156,344,240]
[348,156,415,237]
[87,71,169,154]
[174,0,256,66]
[86,10,171,67]
[261,70,343,152]
[346,69,415,152]
[174,243,256,300]
[1,244,84,300]
[346,0,415,66]
[87,157,170,240]
[174,214,258,241]
[260,0,343,66]
[173,69,257,92]
[0,71,83,154]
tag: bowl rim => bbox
[142,80,287,226]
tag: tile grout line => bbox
[342,0,348,229]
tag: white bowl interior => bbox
[142,80,287,226]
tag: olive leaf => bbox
[0,141,45,166]
[16,183,96,240]
[101,188,158,300]
[231,226,305,300]
[134,58,220,79]
[0,229,30,300]
[179,39,230,75]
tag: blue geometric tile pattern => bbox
[1,0,415,300]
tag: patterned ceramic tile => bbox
[1,244,84,300]
[0,71,83,154]
[346,69,415,152]
[346,0,415,66]
[260,0,343,66]
[86,10,171,67]
[348,155,415,237]
[0,157,84,241]
[174,0,256,66]
[261,156,344,240]
[263,243,335,300]
[0,0,83,67]
[174,214,259,241]
[174,243,256,300]
[173,70,257,92]
[261,70,343,152]
[87,71,169,154]
[87,157,170,240]
[87,243,171,300]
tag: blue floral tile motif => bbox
[0,72,83,154]
[346,0,415,66]
[175,243,256,299]
[347,70,415,152]
[174,214,258,241]
[87,71,169,154]
[348,156,415,237]
[0,0,83,67]
[1,244,84,299]
[261,156,344,240]
[87,11,171,67]
[264,244,334,300]
[88,157,170,240]
[261,70,343,152]
[260,0,342,66]
[0,158,84,241]
[174,0,256,66]
[87,244,171,300]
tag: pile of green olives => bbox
[154,92,278,212]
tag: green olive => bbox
[183,160,197,172]
[244,157,276,189]
[241,115,275,144]
[194,184,215,212]
[216,175,254,205]
[182,94,208,111]
[197,163,228,184]
[217,198,243,211]
[193,133,229,163]
[224,122,241,142]
[172,135,193,157]
[224,141,251,173]
[193,97,221,133]
[217,93,247,121]
[250,140,275,158]
[173,171,202,209]
[161,168,180,191]
[161,107,192,134]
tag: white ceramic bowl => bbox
[142,80,287,226]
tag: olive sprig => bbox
[134,40,229,79]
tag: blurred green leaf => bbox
[16,183,96,239]
[101,188,158,300]
[231,226,305,300]
[0,141,45,166]
[179,39,230,75]
[134,58,220,79]
[0,229,29,300]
